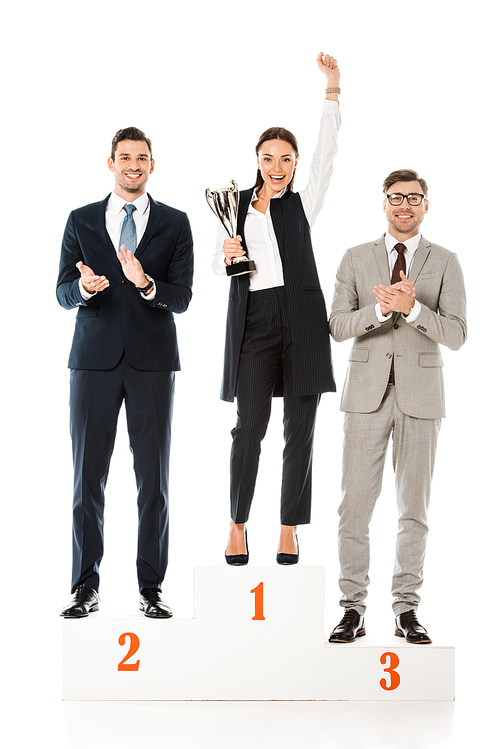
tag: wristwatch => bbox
[136,274,154,294]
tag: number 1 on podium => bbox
[251,582,265,620]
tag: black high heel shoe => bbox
[276,535,299,565]
[225,528,249,566]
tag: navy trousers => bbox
[69,355,175,593]
[230,287,319,525]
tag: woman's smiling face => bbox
[256,139,299,197]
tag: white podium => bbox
[62,566,454,701]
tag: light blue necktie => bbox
[119,204,137,255]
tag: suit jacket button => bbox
[386,353,392,358]
[394,323,400,329]
[365,324,374,331]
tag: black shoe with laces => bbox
[395,610,432,643]
[328,608,366,643]
[139,588,173,619]
[60,583,99,618]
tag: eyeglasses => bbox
[386,193,426,206]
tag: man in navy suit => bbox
[57,127,193,618]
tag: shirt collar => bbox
[250,186,288,203]
[108,190,150,216]
[384,231,421,256]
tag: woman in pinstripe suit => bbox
[212,53,340,565]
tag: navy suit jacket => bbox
[56,193,193,371]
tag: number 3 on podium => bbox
[380,651,400,691]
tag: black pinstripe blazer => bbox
[220,188,335,402]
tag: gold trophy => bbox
[206,180,256,276]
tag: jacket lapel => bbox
[135,194,162,260]
[390,236,431,323]
[373,236,391,284]
[92,194,117,261]
[409,236,432,282]
[237,189,253,256]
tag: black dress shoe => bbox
[276,535,299,565]
[225,527,249,566]
[139,589,173,619]
[61,583,99,618]
[329,609,366,642]
[395,610,432,643]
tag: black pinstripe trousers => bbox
[230,287,319,525]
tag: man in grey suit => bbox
[328,169,466,643]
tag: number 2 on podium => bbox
[118,632,140,671]
[251,582,265,620]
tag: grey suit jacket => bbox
[329,235,467,419]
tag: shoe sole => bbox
[329,628,366,643]
[395,628,432,644]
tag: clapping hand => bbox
[76,261,109,294]
[117,246,152,292]
[374,272,416,316]
[392,271,415,297]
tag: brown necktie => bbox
[391,243,407,284]
[389,243,406,383]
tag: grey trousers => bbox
[338,385,441,616]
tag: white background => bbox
[1,0,498,745]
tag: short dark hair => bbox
[383,169,428,197]
[253,126,299,193]
[111,127,152,161]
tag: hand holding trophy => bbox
[206,180,256,276]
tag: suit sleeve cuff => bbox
[403,299,421,323]
[141,282,156,300]
[375,302,393,323]
[79,278,96,301]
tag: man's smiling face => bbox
[108,140,155,200]
[383,180,429,240]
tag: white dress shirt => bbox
[375,232,422,323]
[105,190,150,250]
[212,100,341,291]
[80,190,156,300]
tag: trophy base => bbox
[226,259,256,277]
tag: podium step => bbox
[62,566,454,701]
